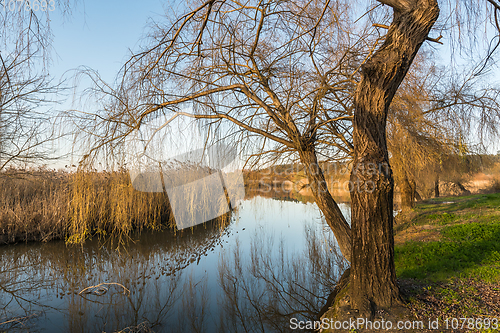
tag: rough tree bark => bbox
[350,0,440,315]
[415,190,422,201]
[299,147,352,260]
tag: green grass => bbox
[395,193,500,282]
[414,193,500,213]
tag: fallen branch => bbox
[79,282,130,296]
[0,312,40,327]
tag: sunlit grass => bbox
[395,192,500,282]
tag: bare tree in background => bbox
[0,1,73,170]
[0,47,63,169]
[73,0,500,317]
[349,0,499,313]
[73,0,359,260]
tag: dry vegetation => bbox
[0,168,174,245]
[464,160,500,194]
[1,158,498,246]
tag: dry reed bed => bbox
[0,169,173,245]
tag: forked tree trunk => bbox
[350,0,439,314]
[299,148,352,260]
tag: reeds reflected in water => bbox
[0,197,348,333]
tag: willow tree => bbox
[76,0,500,317]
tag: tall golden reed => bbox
[0,168,174,245]
[67,169,175,244]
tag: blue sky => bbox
[47,0,169,167]
[50,0,166,85]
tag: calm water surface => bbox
[0,196,349,333]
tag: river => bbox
[0,196,350,333]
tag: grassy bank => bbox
[0,169,174,245]
[395,193,500,330]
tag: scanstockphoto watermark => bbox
[125,114,245,231]
[1,0,56,11]
[257,161,389,177]
[290,317,425,331]
[290,317,499,331]
[248,177,377,194]
[248,162,390,194]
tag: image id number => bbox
[444,317,498,330]
[1,0,55,11]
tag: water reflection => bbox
[0,196,348,333]
[217,226,347,333]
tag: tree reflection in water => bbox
[0,213,231,332]
[217,222,346,333]
[0,249,57,331]
[0,197,348,333]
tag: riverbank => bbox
[0,169,174,245]
[3,162,498,246]
[394,193,500,332]
[320,192,500,332]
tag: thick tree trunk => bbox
[299,148,351,260]
[400,175,416,209]
[350,0,439,314]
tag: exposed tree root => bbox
[319,269,413,332]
